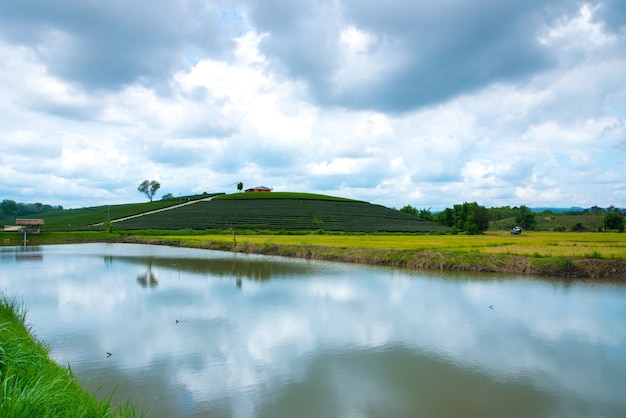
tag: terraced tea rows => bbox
[114,197,447,233]
[7,193,218,230]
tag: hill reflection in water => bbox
[112,254,315,282]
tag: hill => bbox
[531,207,585,213]
[112,192,449,233]
[0,193,218,231]
[489,212,608,232]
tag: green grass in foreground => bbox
[0,293,147,417]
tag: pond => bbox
[1,243,625,417]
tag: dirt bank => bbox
[115,236,626,281]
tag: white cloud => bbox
[333,26,405,91]
[539,3,617,50]
[308,157,373,176]
[0,1,625,210]
[515,185,564,204]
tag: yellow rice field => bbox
[165,231,626,260]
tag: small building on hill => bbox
[245,186,272,193]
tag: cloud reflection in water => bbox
[0,243,624,417]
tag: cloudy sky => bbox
[1,1,625,210]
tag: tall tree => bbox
[137,180,161,202]
[436,202,488,234]
[605,211,624,232]
[418,208,433,221]
[515,205,536,230]
[237,182,243,193]
[472,204,490,232]
[436,208,455,227]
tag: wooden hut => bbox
[244,186,272,193]
[15,218,44,233]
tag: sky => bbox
[0,1,625,210]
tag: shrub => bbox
[586,251,603,259]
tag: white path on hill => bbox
[94,195,217,226]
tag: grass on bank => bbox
[110,231,625,279]
[138,230,626,260]
[0,294,147,417]
[4,229,626,278]
[122,230,626,278]
[5,230,626,260]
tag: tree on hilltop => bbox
[400,205,433,221]
[399,205,418,217]
[137,180,161,202]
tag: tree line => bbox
[400,203,624,234]
[0,200,63,220]
[400,202,497,234]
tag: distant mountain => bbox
[531,207,585,213]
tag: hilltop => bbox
[4,192,449,234]
[113,192,448,233]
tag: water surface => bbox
[1,243,625,417]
